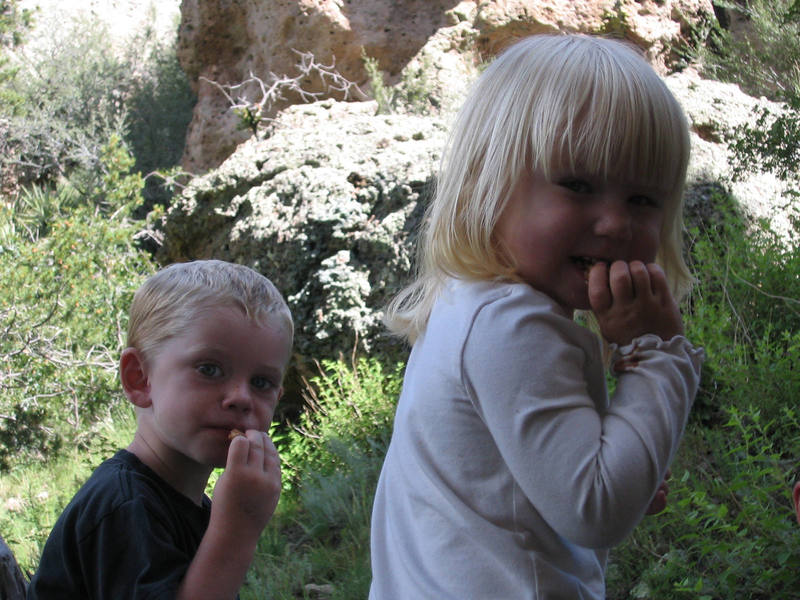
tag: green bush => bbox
[0,9,193,192]
[0,135,156,469]
[244,357,402,600]
[703,0,800,100]
[606,191,800,598]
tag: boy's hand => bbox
[588,260,683,346]
[211,430,281,538]
[177,432,280,599]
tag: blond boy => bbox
[28,260,293,599]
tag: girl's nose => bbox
[222,380,253,413]
[593,198,633,241]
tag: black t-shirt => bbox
[27,449,214,600]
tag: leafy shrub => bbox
[1,16,130,185]
[702,0,800,100]
[606,190,800,598]
[0,135,156,469]
[245,356,402,600]
[0,9,193,194]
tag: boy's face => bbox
[134,304,290,472]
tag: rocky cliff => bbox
[177,0,716,173]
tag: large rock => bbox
[177,0,716,173]
[156,99,447,404]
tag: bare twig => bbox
[201,50,366,138]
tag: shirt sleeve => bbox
[461,290,704,549]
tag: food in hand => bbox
[228,428,245,440]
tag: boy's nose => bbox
[593,199,633,241]
[222,380,254,413]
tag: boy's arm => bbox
[177,431,281,600]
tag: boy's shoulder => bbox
[59,449,210,541]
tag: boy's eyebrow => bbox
[186,344,288,370]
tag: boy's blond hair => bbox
[127,260,293,366]
[386,34,693,343]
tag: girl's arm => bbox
[177,431,281,600]
[462,284,702,548]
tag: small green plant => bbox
[245,356,402,599]
[0,406,136,575]
[362,48,436,115]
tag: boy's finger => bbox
[262,435,280,472]
[226,434,249,466]
[244,430,267,464]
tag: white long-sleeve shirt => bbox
[370,278,704,599]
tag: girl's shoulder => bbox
[441,277,566,317]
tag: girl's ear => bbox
[793,482,800,525]
[120,348,151,408]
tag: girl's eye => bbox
[629,195,662,208]
[559,179,592,194]
[251,376,276,391]
[197,363,223,378]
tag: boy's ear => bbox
[120,348,151,408]
[793,482,800,525]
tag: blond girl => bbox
[369,34,705,599]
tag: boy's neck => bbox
[127,434,212,506]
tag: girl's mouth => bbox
[571,256,608,280]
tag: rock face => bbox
[177,0,716,173]
[155,61,790,405]
[157,100,448,402]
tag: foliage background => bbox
[1,0,799,598]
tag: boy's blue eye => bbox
[559,179,592,194]
[197,363,223,378]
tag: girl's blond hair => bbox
[386,34,692,344]
[127,260,293,366]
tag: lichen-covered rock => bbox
[157,99,446,398]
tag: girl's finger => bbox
[645,262,670,297]
[608,260,634,301]
[587,262,611,312]
[628,261,652,298]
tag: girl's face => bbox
[495,169,666,315]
